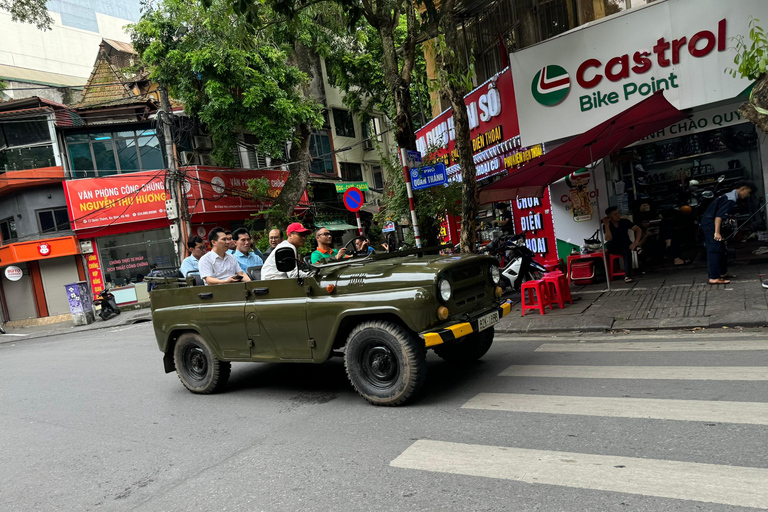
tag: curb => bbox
[0,311,152,343]
[497,318,768,333]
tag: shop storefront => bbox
[507,0,768,259]
[414,69,557,262]
[0,236,84,321]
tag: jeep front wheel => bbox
[174,332,231,394]
[344,321,426,406]
[433,327,494,363]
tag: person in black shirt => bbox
[603,206,643,282]
[700,181,755,284]
[492,202,514,235]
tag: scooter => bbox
[499,234,547,292]
[93,288,120,320]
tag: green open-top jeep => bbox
[149,246,512,406]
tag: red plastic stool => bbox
[608,254,625,280]
[521,280,550,316]
[543,272,573,309]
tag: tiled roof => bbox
[74,49,136,108]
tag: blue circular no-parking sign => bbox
[343,187,364,212]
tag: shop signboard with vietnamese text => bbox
[509,0,766,146]
[635,102,749,144]
[86,252,105,295]
[415,69,520,172]
[511,193,558,263]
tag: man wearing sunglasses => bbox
[311,229,348,263]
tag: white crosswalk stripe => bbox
[499,365,768,380]
[390,338,768,507]
[462,393,768,425]
[390,440,768,510]
[534,339,768,352]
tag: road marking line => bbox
[462,393,768,425]
[499,365,768,381]
[495,333,760,343]
[534,340,768,352]
[390,440,768,509]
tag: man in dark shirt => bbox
[700,181,755,284]
[603,206,643,282]
[492,202,514,235]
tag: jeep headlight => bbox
[438,279,452,302]
[490,265,500,284]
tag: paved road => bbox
[1,326,767,511]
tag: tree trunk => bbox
[435,0,478,253]
[266,39,316,230]
[740,74,768,136]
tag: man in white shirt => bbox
[198,227,251,285]
[262,223,313,280]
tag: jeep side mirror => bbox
[275,247,297,272]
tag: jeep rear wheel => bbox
[344,321,426,406]
[433,327,494,363]
[174,333,231,394]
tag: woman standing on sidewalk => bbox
[700,181,755,285]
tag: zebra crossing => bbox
[390,336,768,509]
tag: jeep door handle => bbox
[251,288,269,296]
[198,292,214,299]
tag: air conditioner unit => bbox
[192,135,212,150]
[199,153,215,166]
[179,151,199,165]
[363,139,374,151]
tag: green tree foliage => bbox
[1,0,52,30]
[130,0,323,167]
[728,18,768,135]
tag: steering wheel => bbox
[343,237,363,257]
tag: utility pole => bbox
[159,86,189,266]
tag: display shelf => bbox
[643,149,729,166]
[642,167,745,187]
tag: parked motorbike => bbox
[93,289,120,320]
[481,234,546,292]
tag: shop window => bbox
[309,130,335,175]
[332,108,356,138]
[538,0,571,41]
[0,217,18,243]
[372,165,384,190]
[65,128,163,177]
[98,228,175,286]
[340,162,363,182]
[37,207,71,233]
[0,117,55,171]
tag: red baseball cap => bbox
[286,222,312,235]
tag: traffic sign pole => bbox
[356,212,362,235]
[399,148,422,248]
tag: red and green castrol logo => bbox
[531,65,571,106]
[565,168,591,187]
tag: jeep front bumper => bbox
[421,300,513,348]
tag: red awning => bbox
[478,91,688,203]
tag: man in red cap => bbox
[261,222,313,280]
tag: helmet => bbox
[680,205,693,215]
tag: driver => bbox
[311,228,347,263]
[262,223,313,280]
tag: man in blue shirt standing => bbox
[701,181,755,285]
[231,227,263,272]
[179,236,206,276]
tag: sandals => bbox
[624,277,633,283]
[708,278,730,285]
[720,274,737,279]
[674,258,692,266]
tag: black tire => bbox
[114,308,121,315]
[433,327,494,363]
[344,320,426,406]
[173,332,231,394]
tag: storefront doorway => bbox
[97,228,174,287]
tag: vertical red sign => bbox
[510,190,558,263]
[86,253,104,295]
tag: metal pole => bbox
[159,86,188,266]
[399,148,422,248]
[356,212,363,236]
[589,144,611,291]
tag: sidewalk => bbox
[497,260,768,333]
[0,306,152,343]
